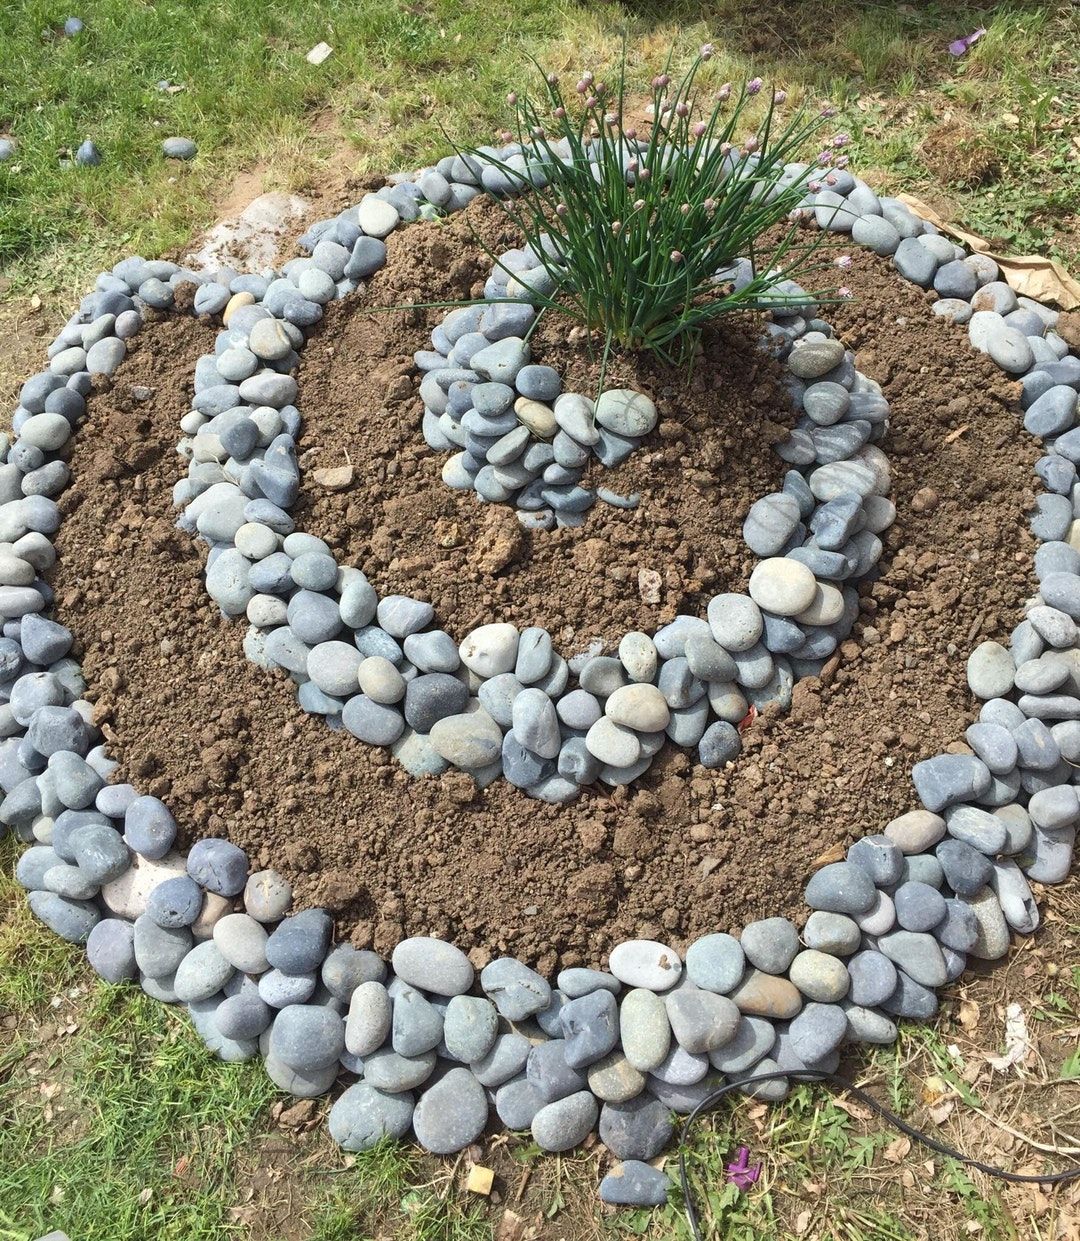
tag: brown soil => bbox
[294,201,795,644]
[50,228,1035,974]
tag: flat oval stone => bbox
[531,1090,599,1152]
[685,933,745,994]
[748,558,817,616]
[594,389,658,438]
[609,940,682,991]
[391,936,474,996]
[804,862,876,914]
[328,1083,415,1151]
[729,969,802,1019]
[619,988,671,1071]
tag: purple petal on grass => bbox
[948,27,986,56]
[725,1145,763,1192]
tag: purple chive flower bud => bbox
[611,220,622,235]
[661,101,673,115]
[747,77,763,95]
[835,154,850,168]
[692,120,707,138]
[680,202,691,215]
[720,141,732,155]
[817,149,834,165]
[821,104,837,118]
[670,250,684,264]
[807,179,821,192]
[532,126,545,139]
[658,73,670,88]
[581,70,594,84]
[507,91,517,105]
[675,101,689,117]
[774,89,787,103]
[825,173,837,185]
[633,198,645,210]
[638,167,652,181]
[556,203,568,217]
[832,132,850,147]
[500,130,512,143]
[717,82,732,100]
[835,254,852,269]
[575,79,588,94]
[838,286,853,299]
[547,72,558,85]
[744,135,759,152]
[626,126,637,139]
[704,197,716,211]
[554,105,566,119]
[628,159,639,174]
[605,113,618,126]
[701,42,715,60]
[586,95,598,108]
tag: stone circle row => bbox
[173,140,897,803]
[0,137,1075,1210]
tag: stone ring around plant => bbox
[5,60,1079,1214]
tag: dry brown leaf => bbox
[898,193,1080,309]
[884,1136,911,1163]
[795,1209,812,1235]
[958,999,981,1031]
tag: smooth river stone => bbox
[747,557,817,616]
[608,940,682,991]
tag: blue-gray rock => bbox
[560,987,619,1068]
[270,1003,345,1071]
[265,908,332,974]
[134,914,192,978]
[258,968,317,1009]
[893,881,947,932]
[86,917,137,982]
[740,917,799,974]
[846,950,897,1007]
[789,1001,848,1062]
[69,823,129,883]
[391,936,474,996]
[598,1094,673,1160]
[936,839,994,896]
[321,944,385,1001]
[472,1032,532,1088]
[708,1015,775,1073]
[411,1067,487,1153]
[481,956,552,1019]
[329,1082,415,1151]
[531,1090,599,1151]
[557,967,621,998]
[173,940,234,1003]
[599,1160,670,1207]
[123,796,177,860]
[162,137,197,160]
[442,994,498,1063]
[912,754,991,813]
[684,933,745,994]
[804,862,876,914]
[186,837,248,896]
[698,720,741,768]
[495,1076,548,1129]
[215,992,273,1040]
[526,1038,589,1102]
[665,988,739,1054]
[392,986,444,1057]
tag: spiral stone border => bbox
[3,136,1077,1210]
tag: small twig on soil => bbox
[964,1103,1080,1156]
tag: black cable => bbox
[677,1068,1080,1241]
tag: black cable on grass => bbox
[678,1068,1080,1241]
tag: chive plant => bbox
[456,45,837,369]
